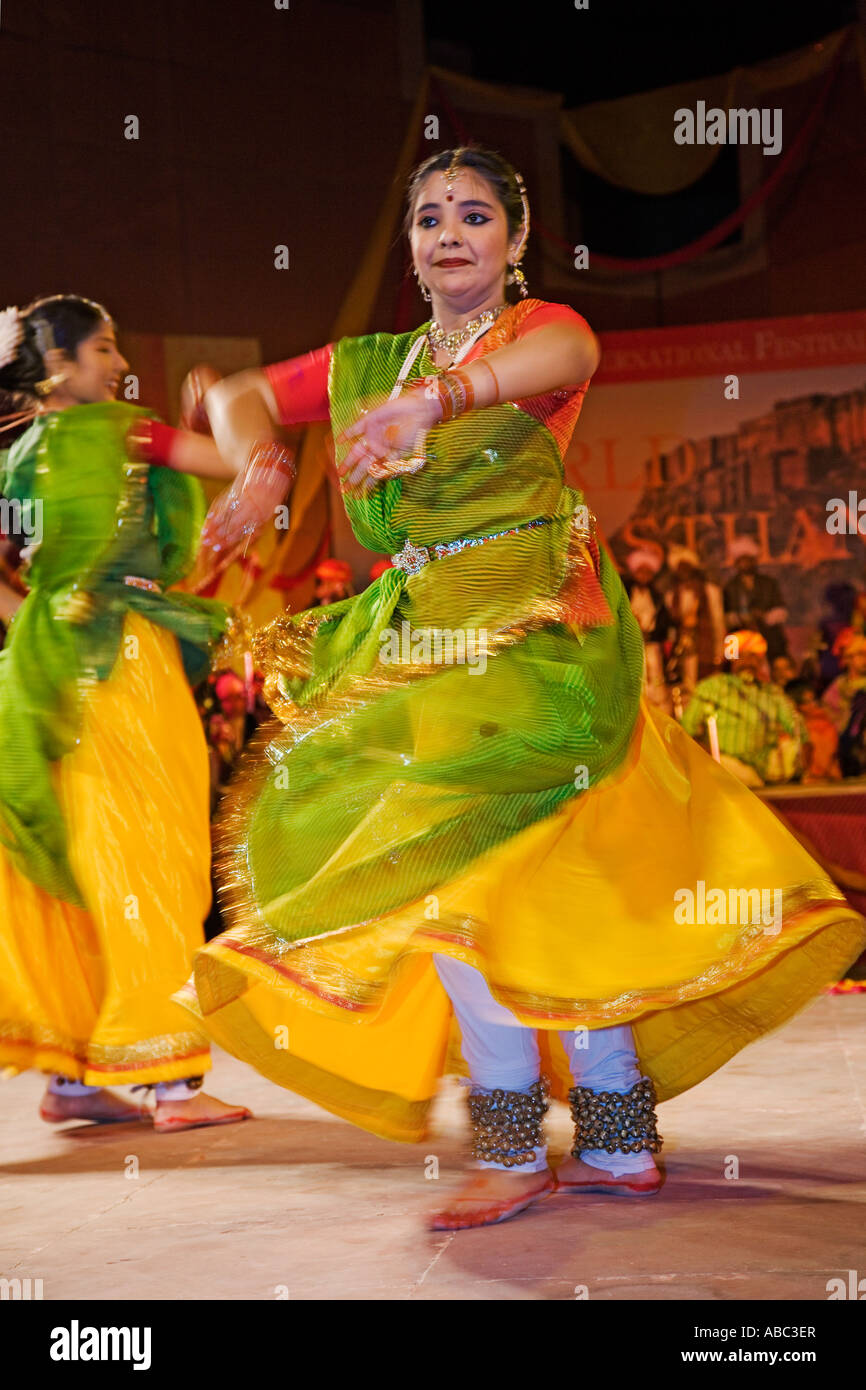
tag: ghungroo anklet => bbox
[568,1077,662,1157]
[469,1078,550,1167]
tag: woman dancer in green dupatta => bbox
[178,147,864,1229]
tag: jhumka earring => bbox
[412,266,431,303]
[34,372,68,397]
[506,264,529,297]
[30,314,68,396]
[506,172,531,298]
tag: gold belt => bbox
[391,516,554,577]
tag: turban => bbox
[626,548,662,576]
[215,671,244,700]
[832,626,866,660]
[728,629,767,656]
[368,558,394,582]
[315,558,353,583]
[667,545,701,571]
[730,536,760,560]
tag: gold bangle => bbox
[447,367,476,412]
[433,376,456,422]
[435,372,468,421]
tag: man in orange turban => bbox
[681,629,803,785]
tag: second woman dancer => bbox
[0,295,251,1131]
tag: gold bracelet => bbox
[435,371,471,422]
[447,367,476,411]
[434,375,459,422]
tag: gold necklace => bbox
[426,304,506,359]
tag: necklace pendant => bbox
[426,302,506,358]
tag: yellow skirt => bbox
[181,702,866,1141]
[0,612,213,1086]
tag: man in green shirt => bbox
[681,629,804,786]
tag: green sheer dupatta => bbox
[0,403,227,905]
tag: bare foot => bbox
[554,1154,662,1195]
[430,1168,555,1231]
[40,1088,148,1125]
[153,1091,252,1133]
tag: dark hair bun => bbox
[0,294,113,407]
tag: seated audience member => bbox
[770,653,798,690]
[681,629,803,787]
[823,629,866,732]
[787,681,842,782]
[665,546,725,693]
[817,582,857,689]
[623,547,674,711]
[853,569,866,634]
[839,688,866,779]
[723,536,789,659]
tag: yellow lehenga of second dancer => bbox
[177,299,866,1142]
[0,402,227,1086]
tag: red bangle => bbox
[127,419,182,468]
[247,439,297,483]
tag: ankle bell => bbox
[468,1078,550,1167]
[568,1076,663,1159]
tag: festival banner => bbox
[570,308,866,657]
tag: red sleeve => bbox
[515,301,593,337]
[127,418,183,467]
[263,344,334,426]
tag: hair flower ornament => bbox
[0,306,23,370]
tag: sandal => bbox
[554,1158,662,1196]
[429,1172,555,1231]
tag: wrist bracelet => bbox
[435,368,475,422]
[446,367,475,412]
[246,439,297,485]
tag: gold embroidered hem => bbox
[0,1022,211,1087]
[180,703,866,1140]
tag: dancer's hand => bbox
[200,441,296,553]
[337,390,441,490]
[200,488,263,554]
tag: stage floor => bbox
[1,993,864,1302]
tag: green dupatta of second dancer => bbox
[0,401,228,907]
[218,324,646,946]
